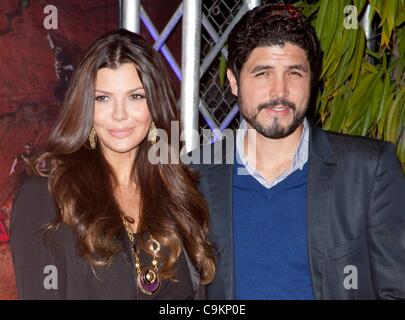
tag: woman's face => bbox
[93,63,151,158]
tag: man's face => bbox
[228,42,311,139]
[24,145,32,156]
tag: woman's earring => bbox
[149,122,157,144]
[89,127,97,150]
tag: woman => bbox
[10,29,215,299]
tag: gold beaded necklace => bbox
[122,217,161,295]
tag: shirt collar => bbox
[235,117,309,188]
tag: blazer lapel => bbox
[307,124,337,299]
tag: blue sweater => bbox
[232,162,314,299]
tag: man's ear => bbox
[227,69,238,96]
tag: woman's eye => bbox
[130,93,146,100]
[95,95,110,102]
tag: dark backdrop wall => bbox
[140,0,182,95]
[0,0,118,300]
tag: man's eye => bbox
[95,95,109,102]
[130,93,146,100]
[255,72,269,77]
[289,71,302,77]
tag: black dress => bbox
[10,175,203,300]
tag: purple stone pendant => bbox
[137,266,161,295]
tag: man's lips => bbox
[107,127,134,138]
[257,99,296,115]
[263,105,291,116]
[267,105,290,111]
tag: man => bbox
[9,142,34,176]
[46,33,74,101]
[190,4,405,299]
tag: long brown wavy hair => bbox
[33,29,215,284]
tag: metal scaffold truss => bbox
[120,0,261,151]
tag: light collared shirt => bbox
[235,118,309,189]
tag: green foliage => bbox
[219,54,227,89]
[296,0,405,171]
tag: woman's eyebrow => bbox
[95,87,144,94]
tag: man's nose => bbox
[269,75,288,99]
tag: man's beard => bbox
[239,95,307,139]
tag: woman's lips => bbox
[108,127,134,138]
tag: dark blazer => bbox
[190,123,405,299]
[9,176,203,300]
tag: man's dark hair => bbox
[228,4,321,84]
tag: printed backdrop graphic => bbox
[0,0,118,299]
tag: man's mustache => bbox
[257,98,296,112]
